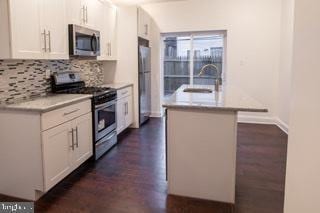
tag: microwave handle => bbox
[91,34,98,53]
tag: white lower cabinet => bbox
[124,95,133,127]
[42,110,92,191]
[117,86,133,134]
[116,98,126,133]
[42,121,72,191]
[0,99,93,200]
[71,113,93,169]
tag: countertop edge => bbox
[0,95,92,113]
[100,83,133,90]
[115,83,134,90]
[162,104,268,113]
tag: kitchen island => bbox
[163,85,267,204]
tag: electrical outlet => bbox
[45,69,51,79]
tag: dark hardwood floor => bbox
[0,118,288,213]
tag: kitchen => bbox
[0,0,319,213]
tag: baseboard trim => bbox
[275,118,289,134]
[237,115,288,134]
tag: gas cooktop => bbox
[63,86,113,95]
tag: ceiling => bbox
[111,0,186,6]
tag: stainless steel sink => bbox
[183,88,213,93]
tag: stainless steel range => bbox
[52,72,117,160]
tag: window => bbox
[163,32,225,97]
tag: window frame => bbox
[161,30,227,98]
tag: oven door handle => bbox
[95,100,116,109]
[91,34,98,53]
[96,131,117,147]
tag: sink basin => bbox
[183,88,213,93]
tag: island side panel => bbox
[0,110,44,200]
[167,108,237,204]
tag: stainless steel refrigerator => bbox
[138,45,151,125]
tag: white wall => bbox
[277,0,295,131]
[103,6,140,128]
[284,0,320,212]
[142,0,282,122]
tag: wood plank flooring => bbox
[0,118,287,213]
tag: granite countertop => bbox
[0,94,92,113]
[163,85,268,113]
[99,82,133,90]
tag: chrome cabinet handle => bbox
[125,102,128,115]
[145,24,148,36]
[47,30,51,52]
[107,43,110,56]
[42,30,47,52]
[109,43,112,56]
[127,103,129,115]
[75,127,79,148]
[121,91,128,96]
[63,109,80,116]
[85,6,88,23]
[70,129,75,151]
[82,6,85,23]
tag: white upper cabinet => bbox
[67,0,101,29]
[1,0,43,59]
[66,0,82,25]
[41,0,68,59]
[138,7,152,41]
[82,0,100,29]
[0,0,68,60]
[0,0,118,60]
[98,1,118,61]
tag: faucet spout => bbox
[198,64,222,92]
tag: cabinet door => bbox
[72,113,93,168]
[9,0,44,59]
[81,0,100,29]
[97,2,108,60]
[116,98,125,134]
[42,122,72,191]
[124,95,133,128]
[66,0,83,25]
[107,4,118,60]
[42,0,68,59]
[138,8,145,39]
[98,2,118,61]
[138,8,151,40]
[144,11,151,40]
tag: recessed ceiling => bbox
[111,0,186,6]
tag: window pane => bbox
[193,35,223,85]
[163,36,191,97]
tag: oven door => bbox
[94,100,117,141]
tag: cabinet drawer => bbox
[41,100,91,131]
[117,86,132,99]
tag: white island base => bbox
[166,108,237,204]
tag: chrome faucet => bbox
[198,64,222,92]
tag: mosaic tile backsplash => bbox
[0,60,104,104]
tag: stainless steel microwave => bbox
[68,24,100,57]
